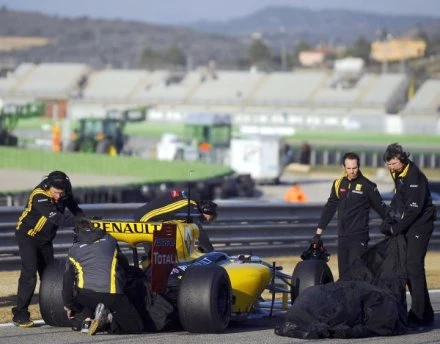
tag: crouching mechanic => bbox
[62,218,144,335]
[134,189,218,253]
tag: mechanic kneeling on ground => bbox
[134,189,218,253]
[62,217,144,335]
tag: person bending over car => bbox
[134,189,218,253]
[62,217,144,335]
[13,171,84,328]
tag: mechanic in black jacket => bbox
[134,189,217,253]
[63,217,144,335]
[12,171,84,328]
[382,143,436,327]
[312,152,389,277]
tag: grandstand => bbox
[0,63,36,98]
[402,79,440,115]
[251,71,328,106]
[359,73,408,113]
[0,62,438,134]
[4,63,89,99]
[133,70,199,104]
[189,70,264,105]
[82,69,150,101]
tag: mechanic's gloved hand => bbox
[379,221,392,236]
[311,233,322,246]
[390,225,405,237]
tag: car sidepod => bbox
[223,263,272,313]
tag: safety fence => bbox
[0,201,439,270]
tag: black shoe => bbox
[12,315,34,328]
[407,320,434,332]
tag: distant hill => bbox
[0,6,438,69]
[0,8,247,69]
[187,6,440,48]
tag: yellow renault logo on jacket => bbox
[355,184,362,191]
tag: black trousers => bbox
[75,289,144,334]
[337,234,369,279]
[405,224,434,325]
[13,232,54,317]
[198,227,214,253]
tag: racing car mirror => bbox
[151,223,177,293]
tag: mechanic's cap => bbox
[200,200,218,217]
[47,170,69,190]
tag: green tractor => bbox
[66,107,147,156]
[0,101,46,146]
[158,113,232,163]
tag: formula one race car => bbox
[39,216,333,333]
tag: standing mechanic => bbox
[312,152,389,277]
[134,189,217,253]
[12,171,83,327]
[382,143,436,327]
[63,217,144,335]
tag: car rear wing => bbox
[90,219,201,261]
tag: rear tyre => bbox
[39,259,71,327]
[290,260,333,304]
[178,265,232,333]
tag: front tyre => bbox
[178,265,232,333]
[290,260,333,304]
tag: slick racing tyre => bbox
[178,264,232,333]
[39,259,71,327]
[290,260,334,304]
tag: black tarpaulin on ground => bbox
[275,236,408,339]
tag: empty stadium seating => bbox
[402,79,440,115]
[7,63,89,98]
[0,62,438,134]
[82,69,150,101]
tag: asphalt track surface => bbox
[1,291,439,344]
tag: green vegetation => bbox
[0,147,231,186]
[17,118,440,148]
[124,121,185,138]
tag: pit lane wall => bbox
[0,201,439,270]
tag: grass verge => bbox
[0,147,232,192]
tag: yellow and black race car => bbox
[39,216,333,333]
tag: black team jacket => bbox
[318,171,389,238]
[389,161,437,235]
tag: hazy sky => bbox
[1,0,439,24]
